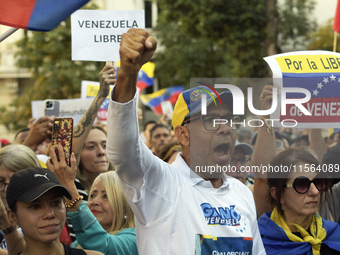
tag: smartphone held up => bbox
[44,99,60,116]
[52,118,73,166]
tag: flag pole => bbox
[334,31,338,52]
[0,27,19,43]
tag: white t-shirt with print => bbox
[107,88,265,255]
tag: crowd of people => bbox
[0,28,340,254]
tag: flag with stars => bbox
[98,98,110,123]
[264,50,340,128]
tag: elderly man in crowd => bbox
[107,28,265,255]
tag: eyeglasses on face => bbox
[285,175,327,194]
[182,115,243,131]
[231,157,250,166]
[0,181,10,192]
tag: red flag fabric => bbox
[334,0,340,34]
[0,0,90,32]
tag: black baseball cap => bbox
[7,167,72,211]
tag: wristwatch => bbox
[1,226,16,235]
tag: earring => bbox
[124,215,127,219]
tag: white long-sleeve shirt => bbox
[107,87,265,255]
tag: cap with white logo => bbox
[7,167,71,210]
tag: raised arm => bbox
[72,65,115,165]
[309,128,326,161]
[106,29,181,225]
[0,199,25,255]
[252,85,277,168]
[47,145,137,255]
[47,144,81,211]
[112,28,157,103]
[21,116,54,152]
[252,85,277,218]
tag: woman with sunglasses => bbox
[258,148,340,255]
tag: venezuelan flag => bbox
[140,85,184,115]
[116,61,155,93]
[0,0,90,31]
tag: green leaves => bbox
[154,0,268,89]
[307,19,340,51]
[154,0,315,89]
[1,4,103,131]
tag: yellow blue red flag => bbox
[116,61,155,93]
[264,50,340,128]
[0,0,90,31]
[140,85,184,115]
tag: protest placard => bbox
[31,98,94,127]
[71,10,145,61]
[81,80,117,124]
[264,50,340,129]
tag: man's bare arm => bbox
[309,129,326,162]
[252,85,276,218]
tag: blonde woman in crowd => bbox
[48,144,138,255]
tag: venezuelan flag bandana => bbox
[270,207,327,255]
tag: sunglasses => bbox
[285,175,327,194]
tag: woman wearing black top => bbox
[6,167,103,255]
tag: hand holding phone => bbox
[52,118,73,166]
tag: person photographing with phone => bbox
[47,144,138,255]
[6,166,103,255]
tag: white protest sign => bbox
[31,98,94,127]
[81,80,100,99]
[264,50,340,129]
[71,10,145,61]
